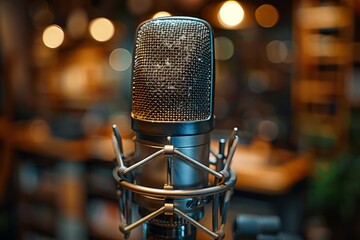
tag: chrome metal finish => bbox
[112,15,238,240]
[113,169,236,198]
[111,125,239,240]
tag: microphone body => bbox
[111,16,238,240]
[131,16,214,239]
[133,134,210,239]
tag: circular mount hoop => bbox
[113,167,237,199]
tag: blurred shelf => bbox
[19,201,56,236]
[298,6,351,30]
[18,191,56,206]
[293,0,353,154]
[20,222,56,238]
[87,168,117,201]
[20,230,56,240]
[86,198,125,240]
[0,120,133,162]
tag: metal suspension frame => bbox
[111,125,239,240]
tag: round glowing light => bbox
[218,1,244,28]
[152,11,171,19]
[29,119,50,143]
[89,17,115,42]
[109,48,132,71]
[60,66,87,97]
[258,120,279,141]
[127,0,153,16]
[248,71,269,93]
[67,9,88,39]
[255,4,279,28]
[30,2,54,29]
[266,40,288,63]
[42,24,64,48]
[214,37,234,61]
[320,35,339,57]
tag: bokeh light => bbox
[266,40,288,63]
[127,0,153,16]
[248,70,269,93]
[29,1,54,29]
[214,37,234,61]
[109,48,132,72]
[175,0,206,12]
[255,4,279,28]
[67,9,88,39]
[218,1,244,28]
[319,35,340,57]
[258,120,279,141]
[29,119,51,143]
[59,66,87,98]
[42,24,64,49]
[152,11,172,19]
[89,18,115,42]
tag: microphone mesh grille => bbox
[132,18,213,122]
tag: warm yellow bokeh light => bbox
[29,119,50,143]
[89,17,115,42]
[152,11,171,19]
[255,4,279,28]
[218,1,244,28]
[42,24,64,48]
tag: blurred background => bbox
[0,0,359,239]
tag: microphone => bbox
[111,16,238,240]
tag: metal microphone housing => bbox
[111,16,237,240]
[133,134,210,239]
[131,16,215,136]
[130,16,215,239]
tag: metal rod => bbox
[223,136,239,172]
[123,149,164,175]
[174,149,223,179]
[174,207,219,239]
[166,137,173,187]
[116,184,126,224]
[217,138,226,172]
[220,190,233,225]
[112,136,126,170]
[118,170,236,198]
[122,206,165,233]
[126,184,132,226]
[212,193,219,232]
[112,124,124,157]
[227,127,238,157]
[212,138,225,232]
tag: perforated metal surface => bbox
[132,17,213,122]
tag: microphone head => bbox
[131,16,215,136]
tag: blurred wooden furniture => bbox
[293,0,354,154]
[229,139,311,194]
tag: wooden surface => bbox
[229,139,311,194]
